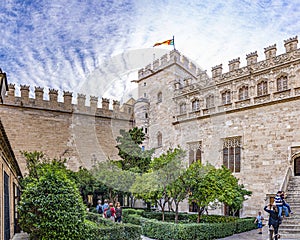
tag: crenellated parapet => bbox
[139,36,299,89]
[138,49,202,80]
[217,36,299,83]
[4,84,134,118]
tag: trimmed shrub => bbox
[86,212,142,240]
[141,211,237,223]
[18,166,87,240]
[125,213,256,240]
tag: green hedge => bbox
[86,212,142,240]
[141,211,237,223]
[124,212,256,240]
[122,208,144,218]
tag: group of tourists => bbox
[96,199,123,223]
[254,190,293,240]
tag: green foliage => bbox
[69,167,97,195]
[185,162,251,221]
[18,166,86,239]
[91,160,137,202]
[141,211,238,223]
[125,213,256,240]
[18,151,87,240]
[131,147,186,221]
[86,212,142,240]
[122,208,144,218]
[116,127,154,173]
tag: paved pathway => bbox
[13,226,295,240]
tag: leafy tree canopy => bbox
[116,127,154,173]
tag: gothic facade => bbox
[134,36,300,217]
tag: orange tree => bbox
[185,161,251,223]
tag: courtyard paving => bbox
[12,226,293,240]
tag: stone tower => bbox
[134,36,300,217]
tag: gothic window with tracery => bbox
[257,80,268,96]
[223,137,241,173]
[277,76,288,91]
[221,90,231,105]
[157,132,162,147]
[179,103,186,114]
[187,141,202,165]
[206,95,214,108]
[192,99,200,111]
[157,92,162,103]
[238,86,249,100]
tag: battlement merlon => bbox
[228,57,240,71]
[5,84,134,116]
[212,64,223,78]
[284,36,298,53]
[137,50,201,81]
[264,44,277,60]
[246,51,258,65]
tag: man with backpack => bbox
[96,200,103,215]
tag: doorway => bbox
[295,157,300,176]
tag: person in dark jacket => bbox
[264,204,281,240]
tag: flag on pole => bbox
[153,38,174,47]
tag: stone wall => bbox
[0,87,134,174]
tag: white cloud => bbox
[0,0,299,101]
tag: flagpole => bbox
[173,35,176,50]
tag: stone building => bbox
[134,36,300,217]
[0,70,22,240]
[0,120,22,240]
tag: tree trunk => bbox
[175,203,179,224]
[197,207,205,223]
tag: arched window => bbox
[238,86,249,100]
[157,92,162,103]
[223,137,241,173]
[157,132,162,147]
[206,95,214,108]
[187,141,202,166]
[179,103,186,114]
[196,149,201,162]
[257,80,268,96]
[277,76,288,91]
[192,99,200,111]
[221,90,231,105]
[189,149,194,165]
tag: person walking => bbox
[264,203,281,240]
[104,202,116,222]
[280,191,293,215]
[254,211,264,234]
[102,199,109,217]
[274,191,289,218]
[115,202,122,223]
[96,200,103,215]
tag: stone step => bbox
[286,191,300,194]
[279,229,300,235]
[287,188,300,192]
[279,233,300,239]
[280,224,300,229]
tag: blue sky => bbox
[1,0,299,104]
